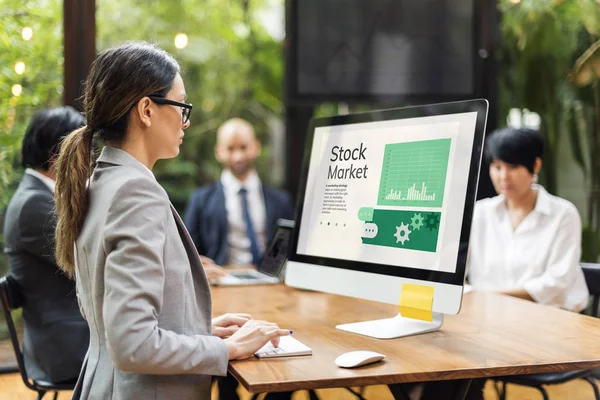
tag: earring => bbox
[533,173,539,184]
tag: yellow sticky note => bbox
[399,283,434,322]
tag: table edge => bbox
[229,360,600,393]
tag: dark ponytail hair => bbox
[55,42,180,277]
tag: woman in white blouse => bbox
[415,128,590,400]
[468,127,589,312]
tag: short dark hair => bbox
[484,127,544,174]
[21,106,85,170]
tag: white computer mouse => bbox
[335,350,386,368]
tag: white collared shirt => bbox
[25,168,56,193]
[468,185,589,312]
[221,169,266,265]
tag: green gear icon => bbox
[410,213,425,231]
[425,213,440,231]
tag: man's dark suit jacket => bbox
[3,173,89,383]
[184,181,294,266]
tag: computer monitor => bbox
[285,99,488,339]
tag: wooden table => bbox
[212,284,600,398]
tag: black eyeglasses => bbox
[148,95,193,124]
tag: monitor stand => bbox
[336,312,443,339]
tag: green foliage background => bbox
[0,0,64,279]
[97,0,286,210]
[1,0,599,276]
[496,0,600,260]
[0,0,64,206]
[0,0,286,277]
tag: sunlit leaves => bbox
[97,0,285,208]
[0,0,63,207]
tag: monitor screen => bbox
[289,0,476,102]
[289,100,488,296]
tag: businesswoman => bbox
[54,42,289,399]
[468,127,589,312]
[416,128,590,400]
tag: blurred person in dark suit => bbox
[3,107,89,383]
[184,118,294,271]
[184,118,294,400]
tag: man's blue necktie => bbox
[239,187,261,265]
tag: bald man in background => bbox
[184,118,294,269]
[184,118,294,400]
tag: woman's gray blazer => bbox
[72,146,228,399]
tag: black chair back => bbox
[493,264,600,400]
[581,263,600,317]
[0,275,77,399]
[0,275,37,392]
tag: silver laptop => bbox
[215,221,293,286]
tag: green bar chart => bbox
[378,139,451,207]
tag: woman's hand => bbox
[212,313,252,338]
[224,320,291,360]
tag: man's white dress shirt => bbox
[468,185,589,312]
[25,168,55,193]
[221,169,266,265]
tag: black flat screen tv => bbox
[286,0,480,103]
